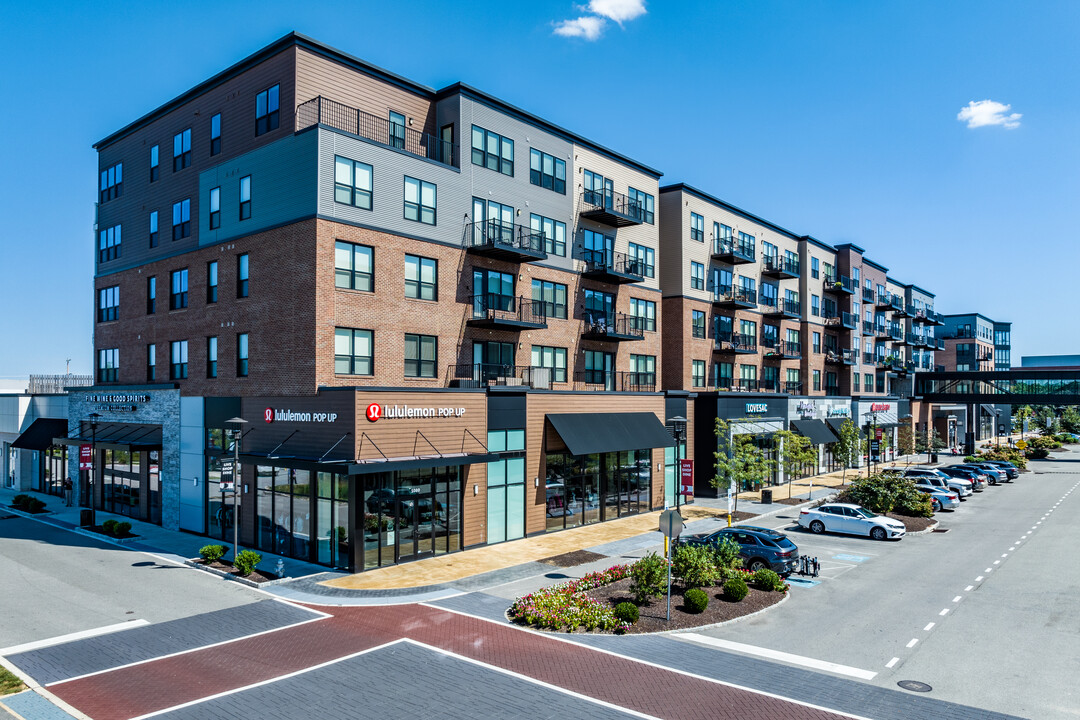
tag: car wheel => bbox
[748,558,768,572]
[870,526,887,541]
[931,499,941,513]
[809,520,825,534]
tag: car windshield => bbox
[855,507,877,518]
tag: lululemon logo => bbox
[264,408,274,423]
[366,403,382,422]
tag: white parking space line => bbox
[975,576,984,582]
[906,638,918,648]
[885,657,899,669]
[1001,553,1008,558]
[965,585,974,592]
[677,634,878,680]
[985,568,993,573]
[0,619,149,657]
[952,596,962,603]
[924,622,935,631]
[1009,547,1016,551]
[994,560,1000,565]
[939,608,950,616]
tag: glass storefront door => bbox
[362,466,463,570]
[546,449,653,531]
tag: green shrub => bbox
[26,498,45,513]
[963,455,977,463]
[102,519,118,534]
[233,549,262,577]
[836,473,930,517]
[672,544,718,589]
[11,494,30,509]
[1029,436,1060,450]
[684,587,709,613]
[1026,448,1049,459]
[115,521,131,536]
[976,447,1027,470]
[614,602,639,624]
[199,544,227,562]
[723,577,749,602]
[1056,433,1076,444]
[629,552,668,604]
[752,568,786,592]
[893,483,934,518]
[710,536,744,577]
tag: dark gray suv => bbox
[676,525,800,575]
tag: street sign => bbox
[1015,439,1027,449]
[658,509,684,539]
[79,445,93,470]
[679,459,694,495]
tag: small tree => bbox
[1062,407,1080,434]
[926,428,946,461]
[1014,405,1033,438]
[896,424,916,466]
[774,430,818,498]
[833,418,860,485]
[712,417,776,515]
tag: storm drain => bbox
[897,680,933,692]
[932,528,951,533]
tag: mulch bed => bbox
[584,577,785,634]
[887,513,936,533]
[198,559,279,584]
[773,496,812,506]
[540,550,608,567]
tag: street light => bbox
[88,412,101,527]
[225,416,247,563]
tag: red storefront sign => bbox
[679,459,694,495]
[79,445,93,470]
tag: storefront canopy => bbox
[790,419,836,446]
[54,422,163,449]
[826,417,865,439]
[11,418,68,451]
[547,412,674,457]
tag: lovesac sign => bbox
[745,403,769,414]
[366,403,467,422]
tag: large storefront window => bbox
[256,466,313,561]
[100,448,161,524]
[362,467,463,570]
[40,445,67,497]
[545,449,652,532]
[487,429,526,544]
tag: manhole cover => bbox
[898,680,932,692]
[932,528,950,533]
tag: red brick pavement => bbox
[48,604,850,720]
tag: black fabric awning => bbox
[826,417,865,439]
[547,412,674,456]
[12,418,68,451]
[790,419,836,445]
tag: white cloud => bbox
[553,0,645,40]
[588,0,646,24]
[957,100,1022,130]
[553,15,607,40]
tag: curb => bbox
[182,558,290,588]
[0,504,55,520]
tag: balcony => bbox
[875,293,893,309]
[875,324,890,339]
[762,298,801,319]
[581,310,645,342]
[712,285,757,309]
[890,296,909,317]
[823,275,854,295]
[761,255,800,279]
[572,370,656,392]
[928,311,945,326]
[581,249,646,285]
[862,321,874,334]
[296,96,458,167]
[447,364,557,389]
[712,238,756,265]
[887,360,916,376]
[901,332,919,346]
[862,287,876,303]
[841,312,858,330]
[467,295,547,330]
[735,378,759,392]
[825,385,842,397]
[863,352,874,365]
[784,381,804,395]
[822,311,841,327]
[579,189,644,227]
[763,340,801,360]
[825,348,856,365]
[889,323,903,341]
[714,333,758,355]
[462,220,547,262]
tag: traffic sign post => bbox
[659,509,684,621]
[1016,439,1027,450]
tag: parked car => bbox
[904,468,972,498]
[913,483,960,512]
[961,463,1008,484]
[676,526,800,576]
[980,460,1020,480]
[940,466,986,490]
[798,503,906,540]
[953,464,1000,486]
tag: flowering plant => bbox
[509,564,633,633]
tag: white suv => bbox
[904,468,972,498]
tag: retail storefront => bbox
[692,393,788,496]
[850,398,909,465]
[787,397,852,475]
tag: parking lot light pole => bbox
[88,412,101,528]
[226,417,247,562]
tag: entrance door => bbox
[396,493,435,563]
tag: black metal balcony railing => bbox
[863,321,874,334]
[296,96,458,167]
[822,311,841,327]
[761,340,801,359]
[467,294,547,329]
[890,324,903,340]
[736,378,758,392]
[825,348,856,365]
[904,332,921,346]
[890,295,907,315]
[863,352,875,365]
[713,239,756,264]
[875,293,892,308]
[825,385,842,397]
[841,312,858,330]
[580,189,644,227]
[780,298,802,317]
[447,364,559,389]
[784,381,804,395]
[762,255,800,278]
[715,332,757,353]
[862,287,876,303]
[713,285,758,307]
[875,324,890,339]
[581,248,647,284]
[823,275,854,294]
[581,310,646,341]
[462,219,546,261]
[573,370,656,392]
[758,379,781,392]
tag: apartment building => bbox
[75,33,687,573]
[939,314,1002,372]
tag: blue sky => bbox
[1,0,1076,379]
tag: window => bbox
[150,145,159,182]
[531,279,567,319]
[239,175,251,220]
[853,372,860,389]
[760,282,778,307]
[404,334,436,378]
[692,310,706,338]
[692,360,706,388]
[333,157,373,210]
[405,254,437,300]
[865,373,873,392]
[207,261,218,303]
[471,125,514,176]
[762,241,777,261]
[170,340,188,380]
[811,295,820,316]
[334,241,373,291]
[823,262,835,281]
[690,261,705,290]
[207,336,218,378]
[584,170,610,207]
[147,276,156,314]
[404,176,436,225]
[99,162,123,202]
[529,149,566,194]
[531,346,567,383]
[98,286,119,322]
[149,211,158,247]
[209,187,221,229]
[629,354,656,385]
[715,361,734,388]
[334,328,373,375]
[629,298,656,332]
[529,214,566,256]
[740,319,758,338]
[237,254,249,298]
[628,187,655,224]
[628,242,655,278]
[255,84,279,135]
[690,212,704,242]
[388,111,405,149]
[584,288,614,327]
[237,333,249,377]
[170,269,188,309]
[813,369,821,391]
[147,344,156,382]
[852,267,860,284]
[172,199,191,240]
[813,331,821,354]
[98,348,118,382]
[811,257,819,278]
[173,128,191,171]
[210,113,221,155]
[99,224,121,263]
